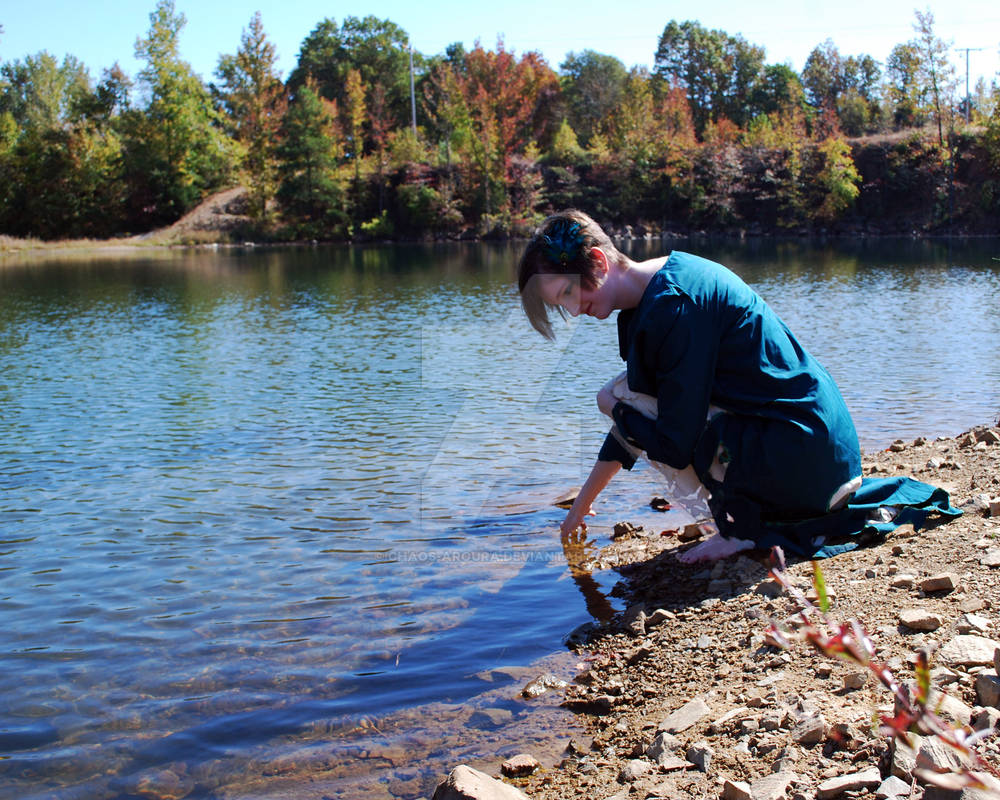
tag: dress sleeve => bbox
[616,294,719,470]
[597,427,638,470]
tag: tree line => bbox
[1,1,999,241]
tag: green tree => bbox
[886,42,923,128]
[275,82,344,234]
[215,12,285,221]
[654,20,766,134]
[288,15,415,148]
[0,51,91,131]
[912,8,956,145]
[751,64,806,118]
[0,50,129,238]
[802,39,844,112]
[121,0,237,227]
[559,50,627,145]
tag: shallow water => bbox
[0,239,998,798]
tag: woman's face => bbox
[536,272,612,320]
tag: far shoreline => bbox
[4,229,1000,263]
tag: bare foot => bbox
[677,532,754,563]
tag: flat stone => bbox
[816,766,883,799]
[975,673,1000,707]
[750,770,798,800]
[432,765,530,800]
[657,755,692,772]
[500,754,539,778]
[917,736,969,772]
[990,498,1000,518]
[939,635,1000,667]
[958,613,993,633]
[876,775,912,799]
[995,646,1000,677]
[920,573,959,592]
[658,697,711,734]
[722,780,753,800]
[981,550,1000,568]
[899,608,945,631]
[891,574,916,589]
[892,737,919,780]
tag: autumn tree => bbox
[215,11,286,221]
[450,40,558,217]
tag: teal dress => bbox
[599,251,863,546]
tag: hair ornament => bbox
[541,219,583,265]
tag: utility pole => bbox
[955,46,986,123]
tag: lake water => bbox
[1,239,998,799]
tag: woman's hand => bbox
[596,384,617,417]
[560,502,596,536]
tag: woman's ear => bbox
[590,247,609,277]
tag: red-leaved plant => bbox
[766,546,1000,795]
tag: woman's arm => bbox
[561,458,621,536]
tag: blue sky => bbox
[2,0,998,93]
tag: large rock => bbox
[432,765,530,800]
[658,697,711,733]
[939,636,1000,667]
[816,767,882,799]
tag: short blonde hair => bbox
[517,209,622,339]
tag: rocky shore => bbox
[433,425,1000,800]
